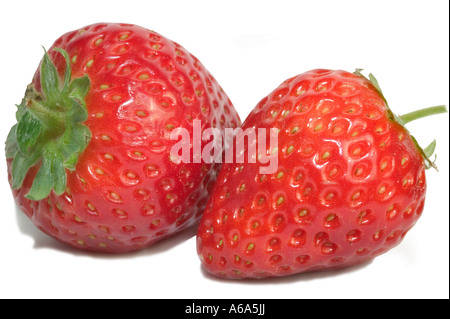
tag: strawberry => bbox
[196,69,446,278]
[6,23,240,253]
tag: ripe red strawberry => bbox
[196,69,446,278]
[6,23,240,253]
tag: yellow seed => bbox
[136,110,148,117]
[401,157,407,166]
[321,107,330,114]
[277,195,285,205]
[110,192,120,200]
[119,33,130,40]
[314,123,323,131]
[329,167,338,177]
[332,126,342,134]
[151,220,160,227]
[352,147,361,156]
[354,167,363,176]
[125,125,137,132]
[402,177,411,186]
[298,209,308,217]
[86,59,94,68]
[127,172,137,179]
[94,38,103,46]
[352,191,361,200]
[165,123,175,130]
[99,226,109,233]
[99,84,109,90]
[373,230,381,240]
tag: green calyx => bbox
[354,69,447,170]
[5,47,91,200]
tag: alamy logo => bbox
[169,120,278,174]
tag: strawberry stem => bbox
[399,105,447,125]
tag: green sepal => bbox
[27,142,66,200]
[5,47,91,200]
[41,47,61,106]
[59,123,91,171]
[11,149,41,189]
[5,124,19,158]
[54,47,72,93]
[16,110,42,155]
[67,83,90,123]
[423,139,436,159]
[69,75,90,99]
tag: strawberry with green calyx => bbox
[196,69,446,279]
[6,23,240,253]
[6,48,91,200]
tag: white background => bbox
[0,0,448,299]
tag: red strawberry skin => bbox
[7,23,240,253]
[197,69,427,278]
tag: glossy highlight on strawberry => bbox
[196,69,445,279]
[6,23,240,253]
